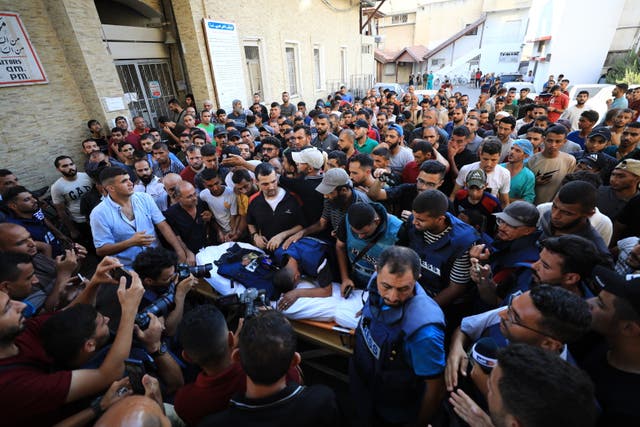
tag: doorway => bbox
[115,60,177,127]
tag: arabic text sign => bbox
[0,12,47,87]
[202,19,247,112]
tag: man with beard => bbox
[386,124,414,175]
[604,121,640,161]
[283,167,371,248]
[179,146,205,185]
[311,114,338,152]
[227,99,249,128]
[337,128,359,161]
[152,142,184,177]
[597,159,640,221]
[133,158,168,212]
[583,267,640,426]
[247,163,304,252]
[501,139,535,203]
[51,156,93,241]
[349,247,445,427]
[445,285,592,395]
[530,235,602,299]
[164,181,211,263]
[538,181,611,261]
[469,201,541,308]
[91,167,187,268]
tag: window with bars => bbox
[391,14,408,24]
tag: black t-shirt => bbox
[163,200,211,252]
[616,193,640,238]
[246,189,305,240]
[198,384,339,427]
[582,346,640,426]
[279,175,324,225]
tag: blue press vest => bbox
[345,206,402,287]
[407,212,478,295]
[351,274,445,423]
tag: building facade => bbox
[0,0,375,187]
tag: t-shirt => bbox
[548,93,569,122]
[0,313,74,426]
[456,162,511,198]
[389,146,414,175]
[197,122,215,139]
[355,137,378,154]
[526,152,576,204]
[199,186,237,233]
[246,189,304,240]
[50,172,94,223]
[561,105,587,131]
[596,186,634,221]
[501,164,536,203]
[199,384,339,427]
[163,199,210,253]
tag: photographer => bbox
[132,246,196,337]
[0,257,146,426]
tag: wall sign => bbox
[0,12,47,87]
[202,19,247,111]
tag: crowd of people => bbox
[0,78,639,427]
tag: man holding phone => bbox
[526,125,576,204]
[0,257,148,426]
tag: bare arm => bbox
[499,192,510,207]
[53,203,79,239]
[450,183,462,201]
[445,327,472,391]
[417,376,446,426]
[156,221,187,263]
[434,281,467,308]
[65,273,144,403]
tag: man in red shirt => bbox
[0,257,145,426]
[547,85,569,123]
[179,146,204,185]
[175,305,301,426]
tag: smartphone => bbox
[112,267,133,288]
[343,285,354,299]
[124,358,146,395]
[541,170,559,177]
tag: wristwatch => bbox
[90,395,104,417]
[150,341,168,358]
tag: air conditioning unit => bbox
[374,35,384,43]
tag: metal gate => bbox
[115,60,177,128]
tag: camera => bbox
[216,288,269,319]
[135,284,175,330]
[176,262,213,281]
[379,172,399,186]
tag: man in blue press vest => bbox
[350,246,445,427]
[335,202,402,295]
[398,190,479,309]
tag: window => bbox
[313,46,323,91]
[285,44,300,95]
[431,58,444,66]
[499,51,520,63]
[340,47,347,83]
[464,24,478,36]
[361,45,371,54]
[391,14,408,24]
[384,63,395,76]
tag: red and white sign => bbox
[0,12,47,87]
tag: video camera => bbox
[216,288,269,319]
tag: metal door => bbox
[115,60,177,128]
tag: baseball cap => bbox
[292,147,324,169]
[315,168,351,194]
[354,119,369,128]
[388,123,403,137]
[615,159,640,177]
[228,130,241,140]
[577,153,607,171]
[214,127,228,137]
[592,265,640,317]
[465,169,487,188]
[496,96,506,103]
[259,125,275,135]
[494,200,539,227]
[588,127,611,141]
[512,139,533,157]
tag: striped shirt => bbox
[423,226,472,285]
